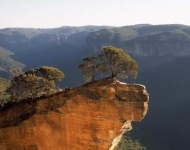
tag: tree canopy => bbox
[97,46,138,78]
[0,77,10,107]
[78,56,98,82]
[37,66,64,82]
[6,66,64,102]
[78,46,138,82]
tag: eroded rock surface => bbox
[0,78,149,150]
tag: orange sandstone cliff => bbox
[0,78,149,150]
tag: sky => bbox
[0,0,190,29]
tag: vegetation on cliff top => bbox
[0,66,64,106]
[1,46,138,108]
[78,56,98,82]
[78,46,138,82]
[0,77,10,106]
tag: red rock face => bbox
[0,78,149,150]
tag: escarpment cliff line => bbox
[0,78,149,150]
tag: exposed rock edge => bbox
[0,77,149,150]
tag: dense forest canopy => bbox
[0,66,64,106]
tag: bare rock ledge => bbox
[0,78,149,150]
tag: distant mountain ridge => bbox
[0,25,113,75]
[87,24,190,56]
[0,25,113,53]
[1,24,190,56]
[1,24,190,77]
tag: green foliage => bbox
[97,46,138,78]
[6,66,64,102]
[78,46,138,82]
[117,135,146,150]
[7,74,44,101]
[37,66,65,83]
[9,68,23,79]
[0,77,10,107]
[78,56,98,82]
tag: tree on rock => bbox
[7,73,45,101]
[97,46,138,79]
[78,56,98,82]
[0,80,3,96]
[0,78,10,107]
[6,66,64,102]
[37,66,65,88]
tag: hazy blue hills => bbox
[0,28,44,38]
[87,24,190,56]
[0,46,25,74]
[50,25,113,34]
[1,24,190,57]
[0,25,112,75]
[0,25,112,38]
[0,25,113,53]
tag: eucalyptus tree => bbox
[0,78,10,107]
[78,56,98,82]
[37,66,65,89]
[97,46,138,79]
[6,66,64,102]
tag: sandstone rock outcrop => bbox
[0,78,149,150]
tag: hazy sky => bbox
[0,0,190,29]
